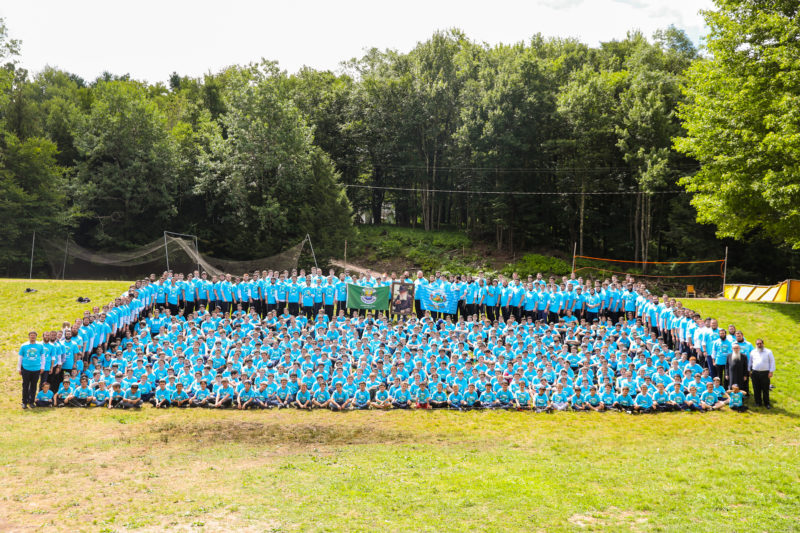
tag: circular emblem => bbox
[360,288,377,305]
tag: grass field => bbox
[1,279,799,532]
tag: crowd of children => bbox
[19,267,761,413]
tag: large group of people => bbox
[19,267,777,413]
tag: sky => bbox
[1,0,714,84]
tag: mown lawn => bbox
[1,280,798,532]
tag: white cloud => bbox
[0,0,713,83]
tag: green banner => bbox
[346,283,390,310]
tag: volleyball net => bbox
[39,233,308,280]
[572,254,726,294]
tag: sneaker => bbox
[21,403,28,409]
[766,404,772,409]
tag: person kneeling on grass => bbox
[191,380,211,407]
[353,382,371,410]
[550,383,569,412]
[109,382,125,408]
[667,383,688,411]
[294,383,312,409]
[237,381,256,410]
[35,382,54,408]
[633,384,654,413]
[171,382,190,408]
[700,382,727,411]
[330,383,350,411]
[122,383,143,409]
[728,384,748,412]
[448,384,464,410]
[391,382,411,409]
[212,378,234,409]
[430,383,448,409]
[533,385,552,413]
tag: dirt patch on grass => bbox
[150,419,408,446]
[568,507,651,530]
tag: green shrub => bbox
[502,254,571,278]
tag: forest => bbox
[1,0,798,282]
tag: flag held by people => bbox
[420,285,458,314]
[346,284,390,310]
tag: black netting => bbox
[40,235,305,280]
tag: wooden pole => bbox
[164,232,170,271]
[29,231,36,279]
[722,246,729,296]
[571,242,577,274]
[62,235,69,280]
[344,240,347,266]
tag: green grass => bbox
[1,279,799,531]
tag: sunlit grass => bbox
[1,280,798,531]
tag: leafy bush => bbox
[502,254,571,278]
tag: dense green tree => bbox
[675,0,800,248]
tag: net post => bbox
[571,242,577,274]
[722,246,728,296]
[195,237,200,272]
[29,231,36,279]
[164,232,170,272]
[306,234,318,269]
[344,240,347,266]
[62,235,69,280]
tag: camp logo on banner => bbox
[360,288,377,305]
[346,283,390,310]
[421,285,458,314]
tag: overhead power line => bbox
[342,184,688,196]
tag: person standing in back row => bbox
[748,339,775,409]
[19,331,46,409]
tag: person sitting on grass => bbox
[109,382,125,408]
[294,382,312,409]
[448,384,463,410]
[496,381,515,409]
[274,377,292,409]
[599,384,615,411]
[212,378,234,409]
[171,382,190,408]
[122,383,143,409]
[667,383,688,411]
[35,382,54,408]
[550,383,569,411]
[533,385,552,413]
[312,383,331,410]
[728,384,748,412]
[55,377,73,407]
[613,385,634,412]
[700,382,727,411]
[91,381,109,407]
[583,386,603,412]
[391,381,412,409]
[330,382,350,411]
[430,382,448,409]
[513,383,531,410]
[633,384,654,414]
[189,380,209,407]
[154,379,171,408]
[237,381,256,410]
[413,382,430,409]
[480,383,498,409]
[371,383,391,410]
[652,383,670,412]
[353,381,371,410]
[685,385,701,411]
[570,386,586,411]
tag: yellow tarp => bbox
[724,280,800,302]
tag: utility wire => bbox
[342,184,688,196]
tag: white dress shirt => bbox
[748,347,775,372]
